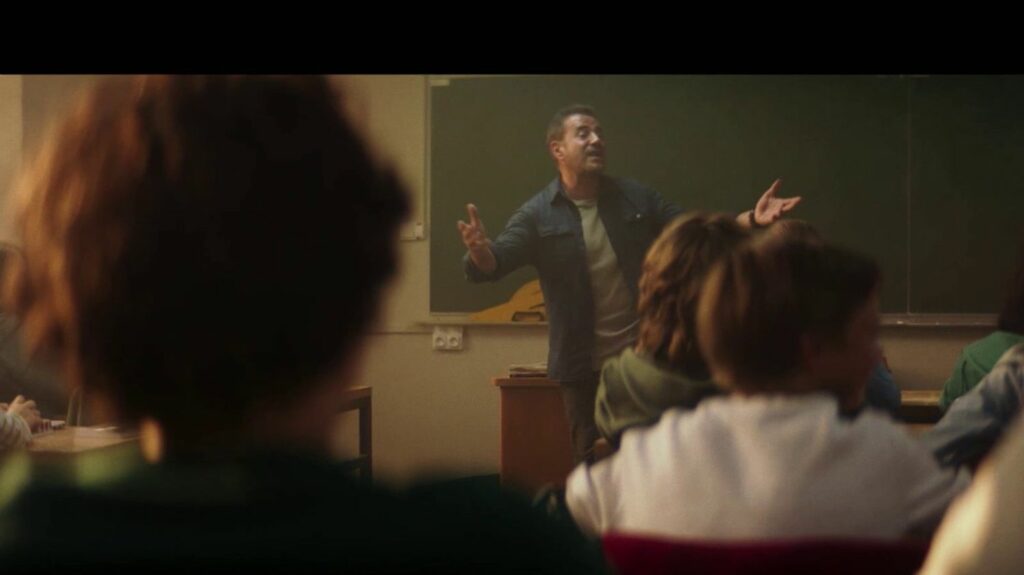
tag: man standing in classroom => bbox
[458,104,801,463]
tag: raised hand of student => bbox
[753,178,802,225]
[7,395,42,431]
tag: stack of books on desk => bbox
[508,362,548,378]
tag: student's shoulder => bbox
[846,409,936,460]
[965,331,1024,360]
[614,401,710,452]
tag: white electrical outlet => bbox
[432,326,464,351]
[433,329,447,350]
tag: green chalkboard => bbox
[431,75,1024,315]
[909,75,1024,313]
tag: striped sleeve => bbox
[0,412,31,451]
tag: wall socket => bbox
[432,326,464,351]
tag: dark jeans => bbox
[559,373,600,465]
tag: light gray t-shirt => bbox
[573,198,639,371]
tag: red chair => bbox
[602,532,930,575]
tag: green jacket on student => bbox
[940,330,1024,410]
[595,348,721,446]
